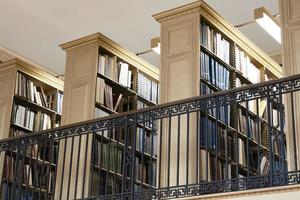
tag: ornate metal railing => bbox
[1,74,300,199]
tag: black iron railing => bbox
[1,74,300,199]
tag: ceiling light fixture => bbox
[254,7,281,44]
[151,37,160,54]
[136,37,160,56]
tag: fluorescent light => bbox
[151,37,160,54]
[254,7,281,44]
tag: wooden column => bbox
[280,0,300,171]
[154,4,200,187]
[0,66,17,189]
[55,40,98,199]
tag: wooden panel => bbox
[290,0,300,21]
[166,55,194,101]
[64,82,89,123]
[161,12,198,58]
[167,22,193,55]
[64,43,98,82]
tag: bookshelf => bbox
[153,0,284,187]
[56,33,159,199]
[0,58,64,199]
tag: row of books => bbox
[200,118,222,151]
[238,138,263,173]
[8,128,58,164]
[90,172,122,196]
[199,150,234,181]
[94,126,157,156]
[11,104,52,131]
[98,54,133,88]
[136,128,158,156]
[2,156,54,192]
[0,183,53,200]
[201,22,230,64]
[15,72,49,108]
[138,73,158,104]
[96,79,135,112]
[92,142,123,174]
[11,104,35,131]
[47,92,63,114]
[201,52,230,90]
[135,157,157,185]
[235,47,260,84]
[238,108,261,141]
[200,83,231,123]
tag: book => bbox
[200,52,230,91]
[118,62,129,87]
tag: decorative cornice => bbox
[60,33,159,81]
[0,58,64,91]
[153,0,202,23]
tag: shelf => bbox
[91,165,156,189]
[94,133,157,161]
[10,123,33,133]
[97,73,136,96]
[14,95,58,116]
[235,72,253,85]
[136,94,156,106]
[2,180,52,195]
[200,78,223,92]
[6,150,56,168]
[95,102,118,114]
[201,45,235,72]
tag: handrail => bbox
[1,73,300,146]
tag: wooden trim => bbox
[0,58,64,91]
[60,33,159,81]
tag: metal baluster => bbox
[17,140,27,200]
[278,85,286,184]
[89,132,96,196]
[176,114,181,189]
[267,89,273,186]
[256,99,261,176]
[74,132,83,199]
[290,92,298,171]
[24,143,34,199]
[45,141,54,199]
[59,134,68,200]
[158,118,163,190]
[186,111,190,186]
[130,117,137,199]
[245,101,250,178]
[167,114,172,192]
[121,118,129,199]
[196,111,199,184]
[66,136,75,199]
[81,132,91,198]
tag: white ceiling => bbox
[0,0,280,74]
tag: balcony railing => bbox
[1,74,300,199]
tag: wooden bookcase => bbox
[57,33,159,199]
[0,58,64,199]
[153,0,283,187]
